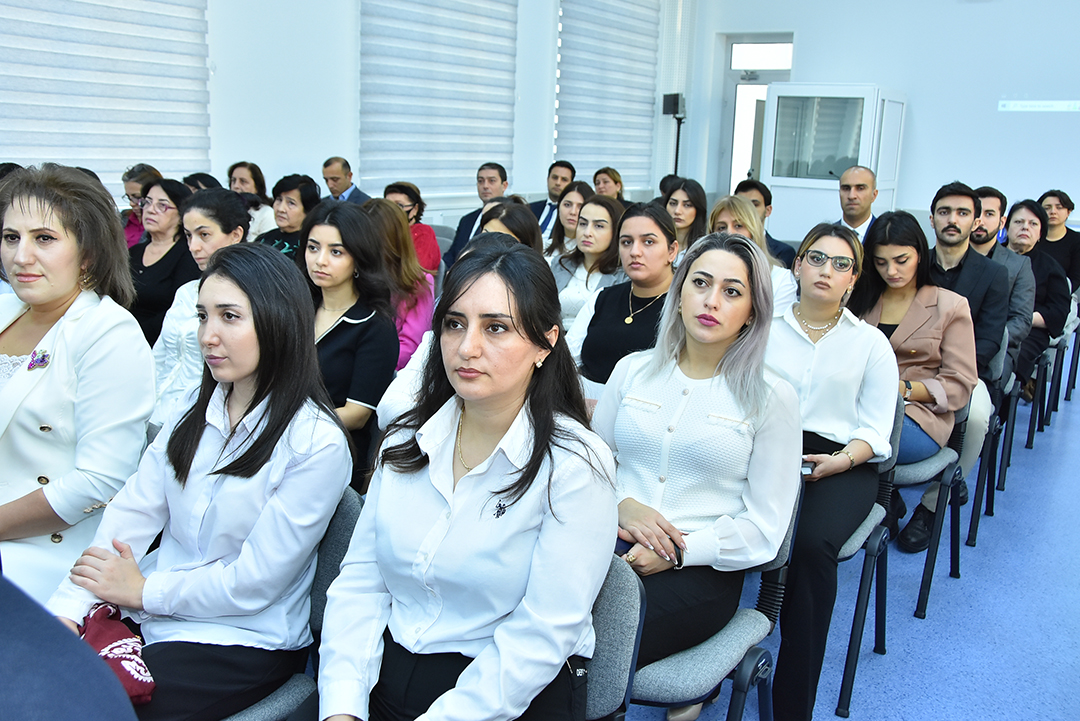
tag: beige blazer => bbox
[864,285,978,447]
[0,291,154,604]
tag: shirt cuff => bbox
[141,571,167,616]
[920,378,948,413]
[682,524,724,568]
[41,478,104,527]
[320,679,369,721]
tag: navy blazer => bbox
[444,207,482,267]
[339,185,372,205]
[765,231,796,269]
[930,246,1010,382]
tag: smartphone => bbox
[801,461,816,476]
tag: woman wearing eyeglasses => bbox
[128,179,200,344]
[120,163,162,248]
[383,181,441,273]
[765,223,898,721]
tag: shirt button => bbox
[39,424,53,432]
[682,388,689,396]
[37,476,49,485]
[668,425,675,432]
[415,626,422,634]
[444,510,451,519]
[659,475,666,483]
[51,533,63,543]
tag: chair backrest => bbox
[877,394,905,476]
[310,487,363,634]
[585,554,647,720]
[430,224,455,255]
[988,327,1009,385]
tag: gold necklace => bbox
[456,409,474,471]
[625,289,665,324]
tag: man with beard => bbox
[896,182,1008,553]
[972,186,1035,379]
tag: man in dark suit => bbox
[529,160,575,242]
[837,165,877,242]
[898,181,1009,552]
[734,178,796,268]
[971,186,1035,379]
[443,162,508,267]
[322,156,372,205]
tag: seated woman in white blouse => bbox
[593,233,801,673]
[709,194,798,311]
[48,244,353,721]
[550,194,626,328]
[764,223,899,721]
[306,242,617,721]
[151,188,248,429]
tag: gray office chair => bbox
[630,483,803,721]
[224,488,363,721]
[430,224,455,256]
[968,328,1009,546]
[833,395,903,717]
[585,554,648,720]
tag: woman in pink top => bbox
[364,198,435,369]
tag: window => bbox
[730,43,793,71]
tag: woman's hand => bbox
[802,453,849,481]
[622,543,674,576]
[57,617,81,636]
[69,539,146,610]
[617,498,684,562]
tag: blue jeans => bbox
[896,415,942,464]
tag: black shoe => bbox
[883,488,907,541]
[898,505,935,553]
[954,479,969,506]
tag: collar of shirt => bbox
[204,383,271,438]
[780,303,860,338]
[336,184,356,201]
[932,244,971,274]
[415,397,532,477]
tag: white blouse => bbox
[318,398,617,721]
[764,305,898,460]
[593,352,801,570]
[150,280,201,426]
[559,262,603,328]
[770,265,798,313]
[47,385,352,651]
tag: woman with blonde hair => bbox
[363,198,435,370]
[709,195,798,310]
[593,166,625,206]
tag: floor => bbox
[626,381,1080,721]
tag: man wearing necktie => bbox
[531,161,575,241]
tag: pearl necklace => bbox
[795,304,841,333]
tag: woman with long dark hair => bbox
[299,201,399,487]
[48,243,353,720]
[307,242,617,721]
[363,198,434,370]
[129,178,199,344]
[480,200,544,253]
[663,177,708,251]
[551,194,625,327]
[545,180,595,259]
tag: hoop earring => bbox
[353,269,359,278]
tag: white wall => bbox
[206,0,360,196]
[681,0,1080,231]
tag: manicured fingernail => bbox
[645,543,654,550]
[660,552,670,561]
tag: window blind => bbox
[555,0,660,193]
[358,0,518,198]
[0,0,210,197]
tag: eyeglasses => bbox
[803,249,855,273]
[139,198,176,214]
[393,201,416,212]
[123,194,142,204]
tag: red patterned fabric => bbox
[80,603,155,705]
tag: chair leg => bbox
[725,647,772,721]
[1037,355,1050,433]
[915,466,958,619]
[998,390,1018,490]
[1050,340,1067,416]
[984,424,999,517]
[874,537,888,656]
[966,427,993,547]
[1066,329,1080,400]
[949,473,962,579]
[1027,359,1047,447]
[836,526,885,718]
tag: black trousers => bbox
[773,433,877,721]
[289,631,587,721]
[1016,326,1051,381]
[136,642,306,721]
[636,565,745,668]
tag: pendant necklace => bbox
[625,289,665,324]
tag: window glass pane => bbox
[772,96,863,180]
[730,43,792,70]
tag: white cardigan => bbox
[0,291,154,603]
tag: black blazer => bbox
[341,185,372,205]
[444,207,482,267]
[931,246,1009,382]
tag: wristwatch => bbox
[903,380,913,401]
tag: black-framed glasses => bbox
[393,201,416,212]
[123,193,142,204]
[803,249,855,273]
[139,198,176,214]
